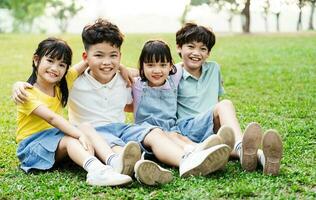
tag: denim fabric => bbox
[135,77,214,143]
[17,128,64,173]
[95,122,157,154]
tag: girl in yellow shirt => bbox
[16,37,133,186]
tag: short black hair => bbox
[176,22,216,52]
[82,18,124,50]
[138,40,176,81]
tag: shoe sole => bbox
[241,122,262,172]
[134,160,173,185]
[217,125,235,150]
[120,141,141,176]
[181,144,231,177]
[263,130,283,176]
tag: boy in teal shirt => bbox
[175,22,283,175]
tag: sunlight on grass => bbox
[0,33,315,199]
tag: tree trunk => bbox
[276,12,280,32]
[308,1,315,30]
[180,4,190,25]
[228,15,233,32]
[263,15,268,32]
[241,0,251,33]
[297,8,303,31]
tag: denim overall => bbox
[135,77,178,131]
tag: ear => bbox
[176,45,182,54]
[33,55,39,66]
[82,51,88,61]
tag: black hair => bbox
[138,40,177,82]
[176,22,216,57]
[27,37,72,107]
[82,18,124,50]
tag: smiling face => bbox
[143,60,172,87]
[177,41,210,77]
[83,42,121,84]
[35,55,68,85]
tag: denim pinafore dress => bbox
[135,77,179,132]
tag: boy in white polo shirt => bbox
[12,19,232,185]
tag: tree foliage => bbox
[49,0,83,33]
[1,0,49,32]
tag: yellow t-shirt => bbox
[16,67,78,143]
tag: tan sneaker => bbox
[241,122,263,172]
[262,130,283,175]
[217,125,235,151]
[134,160,173,185]
[116,141,141,176]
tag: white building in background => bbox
[0,0,315,33]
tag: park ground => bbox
[0,33,315,199]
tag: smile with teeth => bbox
[189,57,201,61]
[101,67,113,72]
[47,72,58,77]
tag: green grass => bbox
[0,32,315,199]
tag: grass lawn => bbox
[0,32,315,199]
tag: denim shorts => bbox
[95,122,158,154]
[175,108,215,143]
[16,128,64,173]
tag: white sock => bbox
[83,156,106,172]
[257,149,265,166]
[234,140,242,158]
[105,153,120,169]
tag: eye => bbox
[94,54,103,58]
[47,58,54,63]
[110,54,118,58]
[187,44,194,49]
[201,47,208,52]
[59,63,67,68]
[161,63,168,68]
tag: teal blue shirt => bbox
[176,61,225,122]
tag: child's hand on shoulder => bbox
[12,82,33,104]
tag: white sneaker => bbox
[134,160,173,186]
[86,166,132,186]
[180,144,231,178]
[217,125,235,150]
[241,122,262,172]
[115,141,141,176]
[194,134,223,152]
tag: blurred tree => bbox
[209,0,242,32]
[180,4,191,25]
[262,0,270,32]
[308,0,315,30]
[6,0,49,32]
[241,0,251,33]
[0,0,11,32]
[187,0,252,33]
[296,0,307,31]
[49,0,83,33]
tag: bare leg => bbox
[143,128,184,167]
[213,99,243,143]
[55,136,92,167]
[78,123,116,162]
[166,131,197,149]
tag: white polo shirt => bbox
[68,68,132,127]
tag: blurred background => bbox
[0,0,315,34]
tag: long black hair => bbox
[27,37,72,107]
[138,40,176,82]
